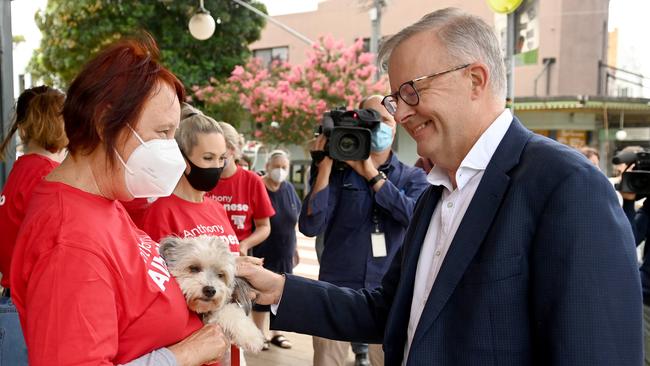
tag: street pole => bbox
[506,12,515,108]
[486,0,521,108]
[0,0,14,190]
[369,0,382,81]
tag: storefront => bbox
[514,96,650,174]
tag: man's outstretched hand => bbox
[236,256,286,305]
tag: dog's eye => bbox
[217,272,225,278]
[188,265,202,273]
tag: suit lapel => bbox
[383,185,442,365]
[408,119,533,354]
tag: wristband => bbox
[367,171,387,187]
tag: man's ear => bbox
[468,63,490,100]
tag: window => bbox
[252,46,289,67]
[362,37,370,52]
[359,36,390,53]
[619,87,629,97]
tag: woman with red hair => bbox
[10,35,229,365]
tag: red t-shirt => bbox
[140,194,240,254]
[0,154,59,288]
[10,181,203,365]
[120,198,152,228]
[206,166,275,241]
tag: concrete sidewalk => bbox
[245,231,356,366]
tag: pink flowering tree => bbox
[190,77,251,132]
[192,35,387,147]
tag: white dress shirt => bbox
[402,109,513,364]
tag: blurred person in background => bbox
[616,145,650,365]
[0,85,67,365]
[250,150,302,350]
[611,145,644,206]
[413,156,434,174]
[613,146,644,178]
[10,35,227,365]
[206,122,274,257]
[238,154,253,172]
[622,187,650,366]
[579,146,600,168]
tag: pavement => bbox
[245,231,356,366]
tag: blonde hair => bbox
[218,121,244,152]
[175,103,224,155]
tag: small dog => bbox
[160,235,265,353]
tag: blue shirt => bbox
[252,181,301,274]
[299,153,430,289]
[623,198,650,305]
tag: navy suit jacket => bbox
[272,118,643,365]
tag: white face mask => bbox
[115,126,186,198]
[270,168,288,183]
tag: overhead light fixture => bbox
[189,0,216,40]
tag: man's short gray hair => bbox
[379,8,506,100]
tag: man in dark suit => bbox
[239,7,643,365]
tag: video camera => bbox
[612,149,650,195]
[315,108,382,161]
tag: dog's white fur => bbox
[160,235,265,353]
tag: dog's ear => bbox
[207,235,229,250]
[232,277,255,315]
[159,236,182,264]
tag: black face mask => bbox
[181,150,223,192]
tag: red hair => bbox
[63,33,185,164]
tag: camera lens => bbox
[338,134,360,153]
[631,174,650,191]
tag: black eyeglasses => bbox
[381,64,471,115]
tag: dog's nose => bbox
[202,286,216,298]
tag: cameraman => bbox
[299,95,429,366]
[617,147,650,365]
[621,191,650,365]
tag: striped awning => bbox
[514,98,650,112]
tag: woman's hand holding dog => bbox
[168,323,228,366]
[237,259,285,306]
